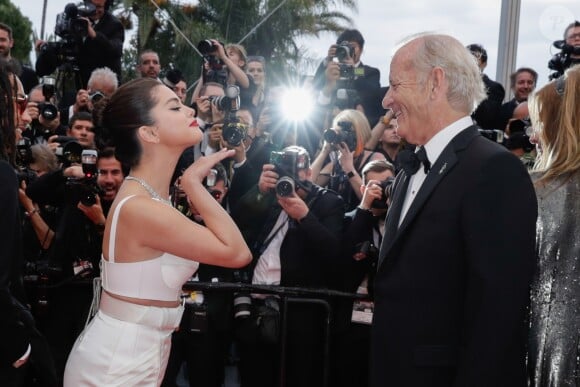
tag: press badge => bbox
[351,284,373,325]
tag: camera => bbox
[478,129,504,144]
[270,148,309,197]
[371,176,395,209]
[38,2,97,74]
[232,270,252,320]
[198,39,227,85]
[89,90,105,103]
[353,240,378,261]
[548,39,580,80]
[323,120,357,151]
[15,138,37,185]
[335,41,355,63]
[53,136,83,167]
[55,2,96,42]
[65,149,101,206]
[212,85,248,147]
[37,77,59,121]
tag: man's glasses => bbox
[14,95,28,115]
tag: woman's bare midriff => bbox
[104,289,180,308]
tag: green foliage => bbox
[118,0,356,88]
[0,0,34,63]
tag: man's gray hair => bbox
[87,67,118,90]
[402,33,487,114]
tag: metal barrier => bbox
[182,281,369,387]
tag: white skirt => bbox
[63,292,184,386]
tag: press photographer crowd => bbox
[1,0,580,385]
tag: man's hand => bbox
[360,179,383,210]
[79,17,96,39]
[326,44,338,61]
[258,164,278,195]
[74,89,91,113]
[323,61,340,96]
[278,192,309,221]
[77,195,106,226]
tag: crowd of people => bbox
[1,1,579,385]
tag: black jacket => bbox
[36,12,124,88]
[371,126,537,387]
[471,74,505,129]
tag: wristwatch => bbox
[346,171,355,179]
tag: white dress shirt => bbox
[399,116,474,226]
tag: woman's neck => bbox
[129,151,179,199]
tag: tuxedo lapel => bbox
[377,126,480,269]
[378,171,410,266]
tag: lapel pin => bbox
[439,163,447,174]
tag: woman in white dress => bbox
[63,77,251,386]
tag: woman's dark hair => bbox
[99,78,162,168]
[0,58,17,164]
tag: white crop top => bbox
[101,195,199,302]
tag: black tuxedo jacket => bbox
[371,126,537,387]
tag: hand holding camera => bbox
[277,193,309,221]
[74,89,91,113]
[360,179,384,210]
[258,164,279,195]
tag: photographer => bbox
[311,109,386,212]
[548,20,580,80]
[331,159,394,387]
[228,108,277,211]
[35,0,125,89]
[191,40,254,109]
[232,145,344,387]
[498,67,537,132]
[22,84,67,146]
[467,43,506,130]
[313,29,382,126]
[61,66,118,127]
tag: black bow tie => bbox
[399,147,431,176]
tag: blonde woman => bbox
[527,64,580,387]
[311,109,385,210]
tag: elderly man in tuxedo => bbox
[370,33,537,387]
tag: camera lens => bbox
[323,128,340,144]
[223,123,246,147]
[39,103,59,121]
[276,176,295,197]
[233,293,252,319]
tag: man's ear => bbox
[137,125,160,144]
[430,67,446,99]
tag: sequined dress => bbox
[528,172,580,386]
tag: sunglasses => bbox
[14,95,28,115]
[208,189,223,200]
